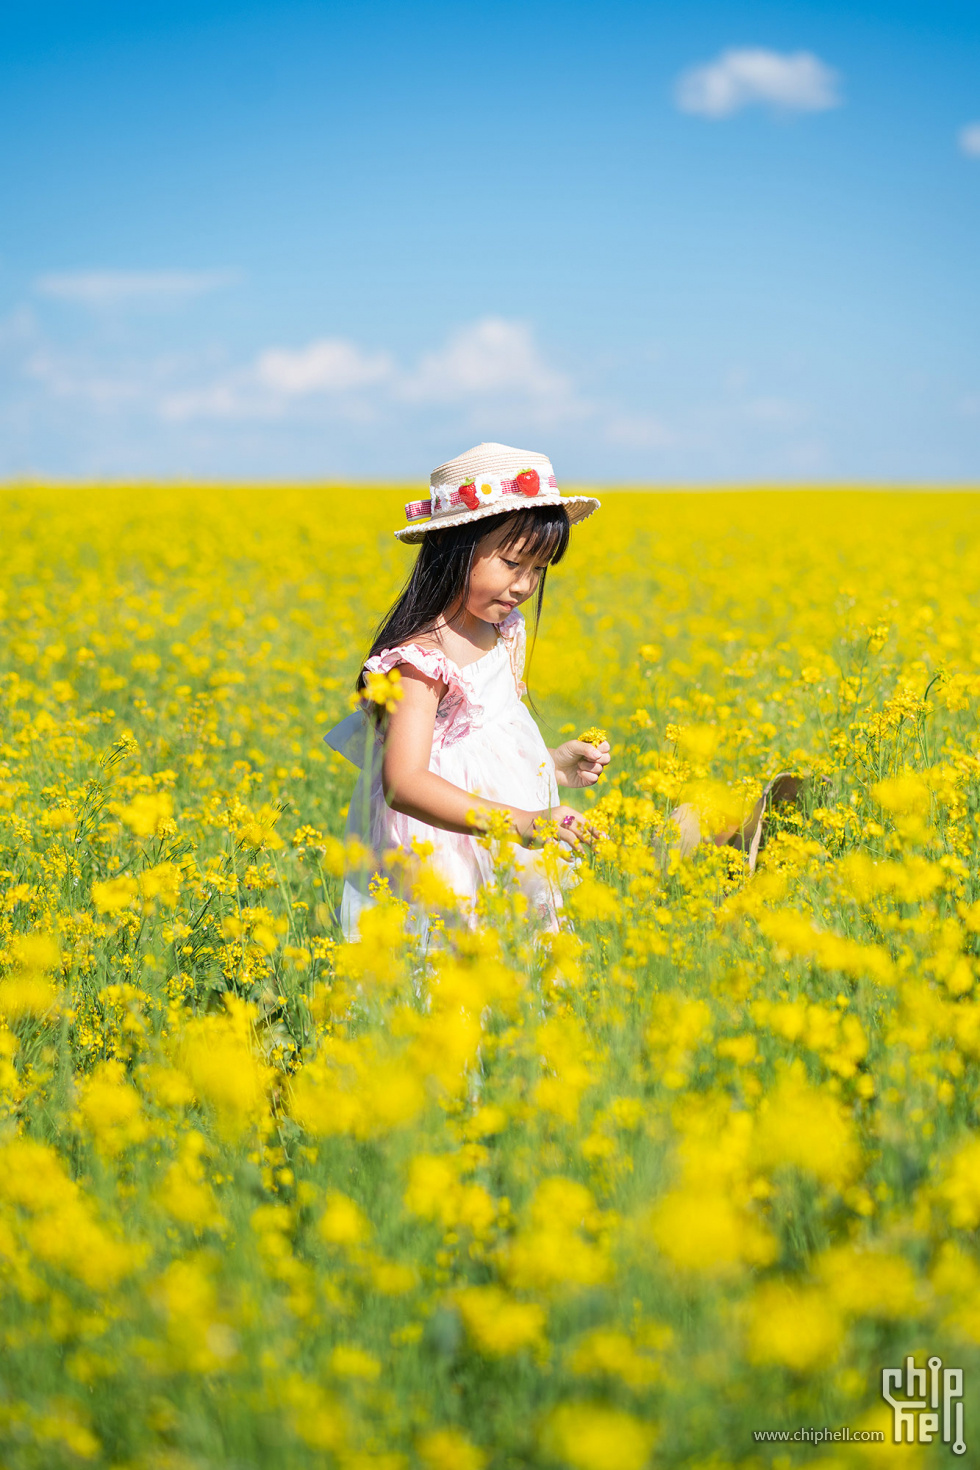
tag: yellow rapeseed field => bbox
[2,484,979,1468]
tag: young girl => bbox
[327,442,611,939]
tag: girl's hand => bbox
[550,739,611,788]
[525,804,593,852]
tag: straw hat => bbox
[394,442,600,543]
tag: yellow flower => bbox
[91,875,139,915]
[156,1132,224,1232]
[532,1015,595,1122]
[328,1344,381,1380]
[648,1187,775,1276]
[274,1372,347,1452]
[290,1035,425,1141]
[75,1060,149,1156]
[0,932,62,1019]
[568,1328,664,1389]
[745,1280,844,1372]
[873,772,930,817]
[417,1428,487,1470]
[934,1137,980,1228]
[566,875,621,924]
[139,860,182,908]
[815,1245,921,1318]
[361,667,404,713]
[454,1285,546,1357]
[671,723,721,764]
[368,1256,417,1294]
[319,1192,372,1247]
[237,802,285,851]
[403,1154,497,1236]
[752,1065,859,1186]
[541,1403,657,1470]
[153,1256,239,1373]
[178,997,271,1141]
[0,1138,140,1291]
[115,791,174,837]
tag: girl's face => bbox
[464,525,552,624]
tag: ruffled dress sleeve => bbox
[362,643,479,748]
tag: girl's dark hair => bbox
[358,504,570,691]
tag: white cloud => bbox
[255,338,393,395]
[161,318,580,424]
[159,380,251,422]
[676,48,841,119]
[35,270,239,306]
[959,123,980,157]
[161,335,395,421]
[400,317,570,403]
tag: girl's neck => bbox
[446,605,495,641]
[425,606,499,659]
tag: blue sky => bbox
[1,0,979,482]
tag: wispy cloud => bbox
[399,318,569,404]
[161,335,394,421]
[161,317,580,424]
[255,339,394,396]
[676,48,841,119]
[35,270,240,307]
[959,123,980,158]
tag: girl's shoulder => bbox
[364,639,478,738]
[363,638,456,692]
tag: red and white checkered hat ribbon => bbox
[395,441,600,543]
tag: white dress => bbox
[326,610,561,939]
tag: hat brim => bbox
[394,494,601,544]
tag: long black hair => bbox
[357,503,571,691]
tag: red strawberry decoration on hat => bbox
[515,468,540,497]
[458,479,480,511]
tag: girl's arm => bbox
[381,666,585,846]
